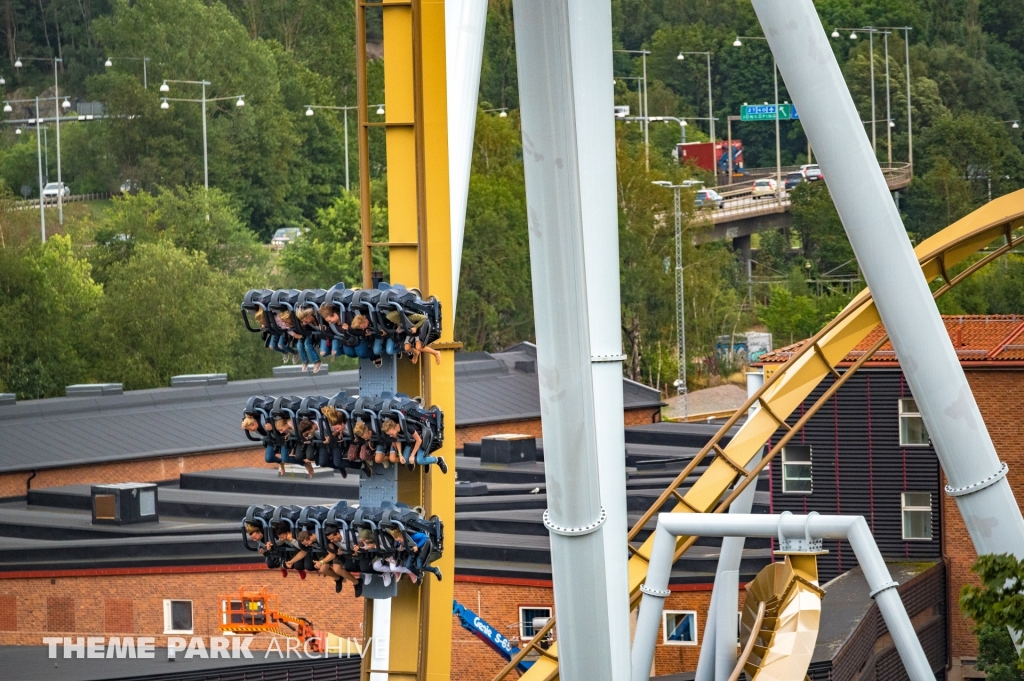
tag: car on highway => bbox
[270,227,302,249]
[784,171,804,190]
[801,164,823,181]
[750,178,777,199]
[42,182,70,198]
[695,188,724,209]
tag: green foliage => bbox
[757,283,852,346]
[279,190,386,290]
[96,241,238,389]
[789,181,855,273]
[455,109,533,351]
[0,235,103,399]
[960,553,1024,677]
[88,187,266,283]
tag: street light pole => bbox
[734,37,782,197]
[53,58,63,224]
[774,61,781,197]
[161,79,244,192]
[615,49,651,169]
[868,28,876,154]
[885,33,892,163]
[653,181,687,415]
[903,28,913,168]
[305,103,384,192]
[643,51,649,169]
[678,51,715,142]
[35,97,44,242]
[201,81,209,189]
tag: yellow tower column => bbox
[357,2,455,680]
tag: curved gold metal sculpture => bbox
[740,556,824,681]
[497,190,1024,681]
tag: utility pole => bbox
[885,33,892,164]
[869,28,876,154]
[35,97,44,242]
[54,58,63,225]
[653,181,687,416]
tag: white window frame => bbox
[518,606,551,641]
[901,492,933,541]
[163,599,194,635]
[899,398,930,446]
[781,445,813,495]
[662,610,698,646]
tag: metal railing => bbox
[7,191,110,211]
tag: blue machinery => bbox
[452,600,534,673]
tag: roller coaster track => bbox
[494,188,1024,681]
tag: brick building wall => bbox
[454,407,660,449]
[0,447,267,499]
[0,567,722,679]
[944,370,1024,659]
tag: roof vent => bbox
[66,383,123,397]
[515,360,536,373]
[171,373,228,387]
[272,365,330,377]
[0,393,15,406]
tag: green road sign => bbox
[740,104,799,121]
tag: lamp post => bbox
[160,79,245,190]
[304,103,385,192]
[3,95,101,240]
[833,26,911,165]
[652,180,687,416]
[34,98,43,241]
[734,37,781,198]
[16,56,66,223]
[615,49,651,169]
[677,51,715,142]
[105,56,150,89]
[1001,120,1021,129]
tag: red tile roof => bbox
[759,315,1024,365]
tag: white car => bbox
[270,227,302,249]
[750,178,777,199]
[42,182,70,198]
[801,164,823,181]
[695,188,725,209]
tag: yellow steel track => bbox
[498,190,1024,681]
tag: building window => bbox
[902,492,932,540]
[663,611,698,645]
[519,607,551,640]
[899,398,929,446]
[164,600,193,634]
[781,445,812,494]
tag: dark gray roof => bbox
[0,372,358,474]
[455,342,664,425]
[0,343,662,474]
[812,561,936,664]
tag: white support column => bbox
[513,2,615,680]
[696,371,764,681]
[446,0,487,314]
[714,570,739,681]
[369,599,391,681]
[568,0,632,678]
[752,0,1024,564]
